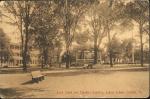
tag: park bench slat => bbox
[31,70,45,82]
[83,64,93,69]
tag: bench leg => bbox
[38,77,41,81]
[90,66,92,69]
[32,78,39,83]
[36,78,39,83]
[87,66,89,69]
[42,76,44,80]
[39,76,44,81]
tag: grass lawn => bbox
[0,69,149,98]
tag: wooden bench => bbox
[83,64,93,69]
[31,71,44,82]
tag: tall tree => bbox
[31,1,59,68]
[91,1,125,67]
[3,1,35,71]
[125,0,149,66]
[54,0,96,68]
[89,1,107,64]
[121,38,135,63]
[108,34,122,63]
[54,38,63,67]
[0,28,12,66]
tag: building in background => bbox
[2,43,40,67]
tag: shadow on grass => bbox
[0,88,24,98]
[21,79,43,85]
[0,87,47,98]
[21,80,34,85]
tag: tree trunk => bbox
[57,52,61,68]
[0,49,2,67]
[42,49,48,68]
[66,49,70,69]
[41,55,44,69]
[107,26,113,67]
[83,50,85,63]
[49,57,52,67]
[44,50,47,67]
[149,26,150,67]
[22,34,28,71]
[132,32,135,64]
[148,6,150,68]
[139,23,143,67]
[23,23,28,72]
[65,0,71,69]
[58,55,62,68]
[22,1,30,71]
[94,38,98,64]
[20,14,25,71]
[22,54,27,71]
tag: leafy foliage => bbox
[0,28,12,63]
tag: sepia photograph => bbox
[0,0,149,98]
